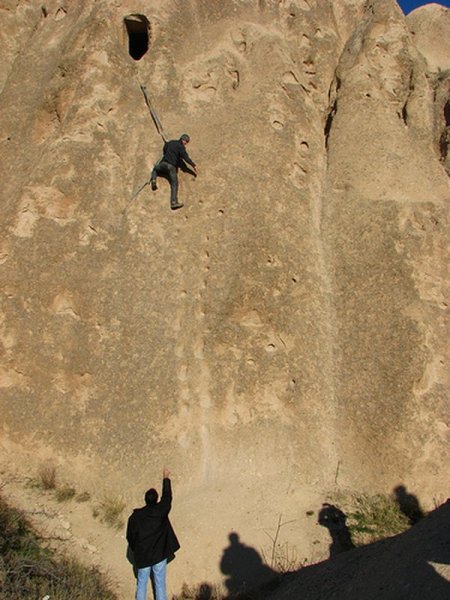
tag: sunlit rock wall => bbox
[0,0,449,587]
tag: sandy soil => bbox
[2,446,449,600]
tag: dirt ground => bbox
[3,436,450,600]
[0,442,333,600]
[267,498,450,600]
[0,463,135,598]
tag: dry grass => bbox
[55,485,76,503]
[347,493,410,546]
[0,492,117,599]
[260,514,308,574]
[172,582,225,600]
[94,497,126,530]
[75,491,91,503]
[37,465,57,490]
[172,581,276,600]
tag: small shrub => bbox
[0,492,117,599]
[55,485,76,502]
[347,493,410,546]
[76,491,91,503]
[261,515,304,574]
[38,465,57,490]
[94,498,126,530]
[173,582,224,600]
[261,542,302,574]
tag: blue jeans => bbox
[136,559,167,600]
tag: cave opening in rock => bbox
[439,100,450,167]
[444,100,450,129]
[124,14,150,61]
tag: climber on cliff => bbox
[126,468,180,600]
[150,134,197,210]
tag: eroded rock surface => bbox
[0,0,449,593]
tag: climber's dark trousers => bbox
[151,161,178,205]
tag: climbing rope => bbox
[126,83,168,210]
[140,84,168,143]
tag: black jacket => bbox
[126,478,180,568]
[162,139,196,169]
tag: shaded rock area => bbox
[406,4,450,175]
[0,0,449,594]
[267,499,450,600]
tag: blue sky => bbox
[398,0,450,14]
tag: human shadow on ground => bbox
[268,497,450,600]
[318,503,355,558]
[220,532,277,596]
[393,484,425,525]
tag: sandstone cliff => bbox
[0,0,449,593]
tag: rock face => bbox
[0,0,449,592]
[407,4,450,175]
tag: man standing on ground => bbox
[151,134,197,210]
[127,468,180,600]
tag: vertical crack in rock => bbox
[400,70,415,127]
[440,98,450,172]
[433,71,450,175]
[324,77,340,149]
[324,98,337,148]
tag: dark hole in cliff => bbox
[401,103,408,126]
[324,100,337,148]
[440,130,449,165]
[324,77,340,148]
[444,100,450,127]
[124,14,150,61]
[439,100,450,167]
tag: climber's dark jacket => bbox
[162,139,196,169]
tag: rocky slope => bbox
[267,499,450,600]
